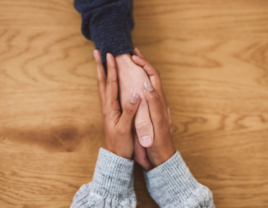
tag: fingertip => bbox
[93,49,98,59]
[106,52,112,62]
[134,47,139,53]
[134,47,144,58]
[93,50,101,63]
[144,81,154,92]
[106,53,115,68]
[131,54,137,62]
[139,135,153,148]
[130,92,140,104]
[133,48,140,56]
[94,50,105,79]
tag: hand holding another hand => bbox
[94,50,140,159]
[132,49,175,168]
[94,49,175,169]
[115,53,154,148]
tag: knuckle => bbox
[106,77,117,85]
[150,92,160,102]
[124,105,134,115]
[103,107,114,119]
[111,101,120,111]
[118,127,128,136]
[135,121,152,131]
[106,79,116,84]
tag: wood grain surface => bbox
[0,0,268,207]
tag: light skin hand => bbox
[94,50,140,159]
[132,50,176,168]
[115,53,154,148]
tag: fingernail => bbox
[135,47,140,53]
[93,50,98,59]
[130,92,140,104]
[144,81,154,92]
[140,135,153,147]
[167,108,170,117]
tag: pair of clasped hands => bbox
[94,48,175,170]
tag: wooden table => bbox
[1,0,268,207]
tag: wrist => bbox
[115,53,134,71]
[105,148,133,160]
[149,148,176,168]
[105,142,133,160]
[115,53,132,62]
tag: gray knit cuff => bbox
[144,151,211,207]
[92,148,135,199]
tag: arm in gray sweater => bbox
[70,148,215,208]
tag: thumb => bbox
[143,81,167,128]
[118,92,140,129]
[134,133,153,171]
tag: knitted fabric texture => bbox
[71,148,215,208]
[144,151,215,208]
[70,148,136,208]
[74,0,134,63]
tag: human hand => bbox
[115,53,154,148]
[132,50,175,168]
[94,50,140,159]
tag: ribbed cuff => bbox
[144,151,205,207]
[88,0,134,63]
[92,148,135,198]
[91,24,134,63]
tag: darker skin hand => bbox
[94,50,140,159]
[132,49,175,168]
[93,49,175,168]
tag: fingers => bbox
[132,52,167,108]
[118,92,140,130]
[94,50,106,106]
[134,47,145,58]
[135,97,154,148]
[143,80,169,129]
[106,53,119,106]
[132,54,157,78]
[134,134,153,171]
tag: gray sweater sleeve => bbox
[71,149,215,208]
[144,151,215,208]
[70,148,136,208]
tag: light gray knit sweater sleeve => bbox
[70,148,136,208]
[144,151,215,208]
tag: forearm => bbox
[74,0,135,63]
[71,148,136,208]
[144,151,215,208]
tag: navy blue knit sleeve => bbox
[74,0,134,63]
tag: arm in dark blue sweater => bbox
[74,0,134,63]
